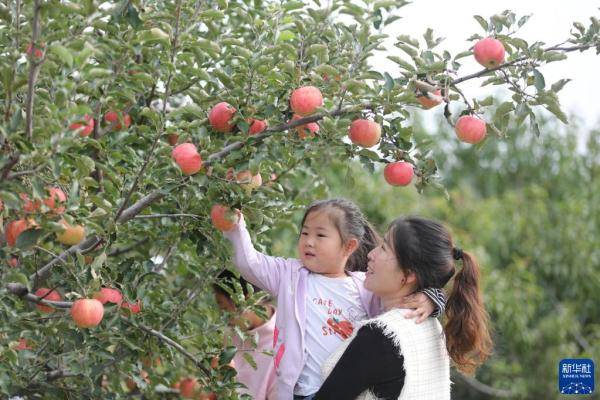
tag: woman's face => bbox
[365,230,411,296]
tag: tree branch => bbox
[454,372,516,398]
[451,42,599,86]
[134,213,201,220]
[25,0,42,140]
[5,166,44,180]
[30,236,102,286]
[6,282,73,308]
[107,238,150,257]
[120,317,211,377]
[0,151,20,180]
[116,191,166,223]
[204,102,370,166]
[114,0,183,222]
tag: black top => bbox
[314,323,405,399]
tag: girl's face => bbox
[297,210,356,277]
[365,230,414,296]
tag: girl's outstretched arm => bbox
[223,214,293,296]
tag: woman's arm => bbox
[314,324,405,399]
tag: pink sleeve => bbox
[223,216,292,296]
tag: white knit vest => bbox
[321,308,452,400]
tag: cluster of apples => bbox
[30,286,141,329]
[4,187,87,250]
[415,37,505,146]
[68,110,132,137]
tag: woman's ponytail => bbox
[444,250,492,374]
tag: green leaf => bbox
[358,148,381,161]
[220,346,237,365]
[49,45,73,68]
[282,1,304,11]
[383,72,394,90]
[16,228,43,249]
[551,79,571,93]
[278,30,296,41]
[200,10,224,20]
[306,44,328,58]
[474,15,489,31]
[5,271,29,288]
[533,69,545,91]
[243,352,258,369]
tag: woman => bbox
[314,216,493,399]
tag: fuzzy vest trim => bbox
[321,308,452,400]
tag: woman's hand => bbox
[398,292,435,324]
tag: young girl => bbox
[221,199,444,399]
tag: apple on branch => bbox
[348,119,381,148]
[455,115,487,144]
[209,102,237,133]
[290,86,323,116]
[384,161,414,187]
[473,37,505,69]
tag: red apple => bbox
[20,193,41,213]
[92,287,123,305]
[56,220,86,245]
[455,115,486,144]
[178,377,199,398]
[126,369,150,391]
[69,115,95,137]
[172,143,203,175]
[43,187,67,214]
[290,86,323,116]
[473,37,505,69]
[208,102,236,133]
[0,199,3,212]
[121,299,142,314]
[348,119,381,148]
[247,118,268,135]
[16,338,31,351]
[290,114,319,139]
[5,219,34,247]
[384,162,414,186]
[236,170,262,191]
[416,89,443,109]
[104,111,132,131]
[34,288,62,313]
[210,204,238,232]
[26,42,44,59]
[71,298,104,328]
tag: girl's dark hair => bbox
[389,216,492,374]
[300,198,380,272]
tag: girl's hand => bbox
[398,292,435,324]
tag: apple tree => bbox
[0,0,598,398]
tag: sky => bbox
[370,0,600,135]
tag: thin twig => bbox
[450,42,598,86]
[114,0,183,221]
[107,238,150,256]
[121,317,211,377]
[134,213,201,220]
